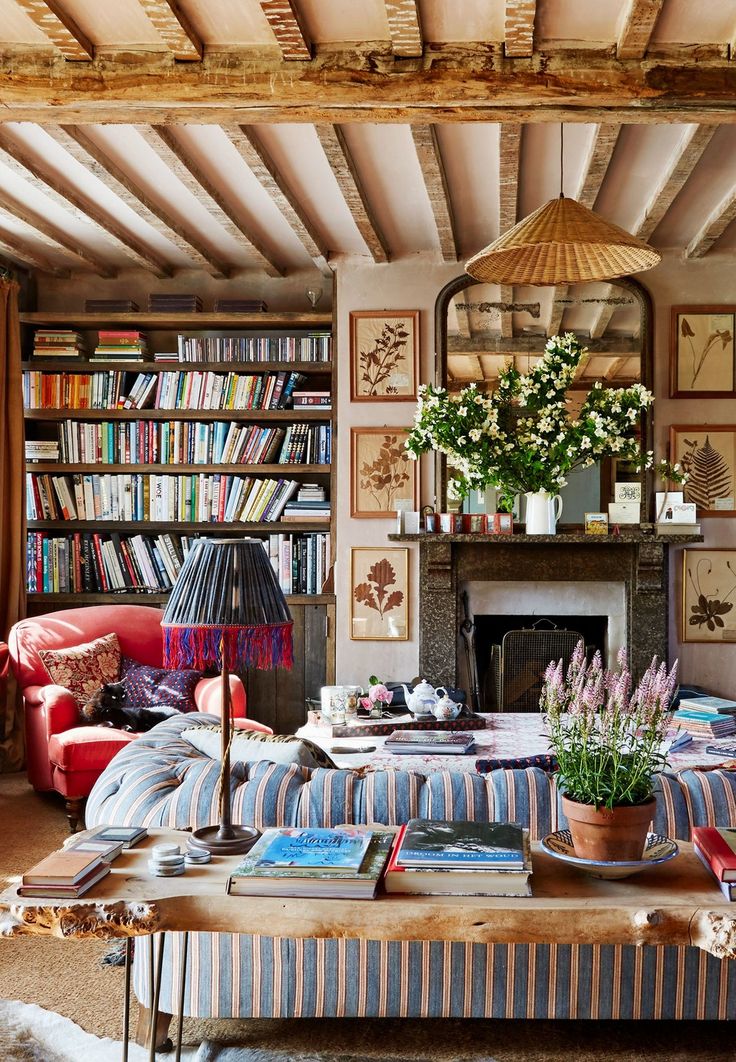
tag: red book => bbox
[692,827,736,881]
[384,825,409,875]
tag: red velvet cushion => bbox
[48,727,138,772]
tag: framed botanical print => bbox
[350,310,419,401]
[682,549,736,643]
[670,425,736,515]
[350,427,418,518]
[350,547,409,641]
[670,306,736,398]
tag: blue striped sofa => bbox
[87,713,736,1021]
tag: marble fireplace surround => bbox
[390,530,701,690]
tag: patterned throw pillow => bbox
[39,633,121,708]
[121,657,203,712]
[182,725,338,769]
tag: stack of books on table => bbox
[149,294,203,313]
[33,329,85,358]
[673,696,736,738]
[692,826,736,900]
[384,819,532,896]
[19,849,112,898]
[227,827,393,899]
[92,331,150,362]
[384,731,476,755]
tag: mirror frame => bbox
[432,274,654,517]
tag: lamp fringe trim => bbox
[163,623,293,671]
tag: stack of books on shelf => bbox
[292,389,331,410]
[282,483,330,522]
[153,369,305,410]
[672,695,736,738]
[214,298,267,312]
[18,849,112,898]
[227,827,393,899]
[384,731,476,755]
[176,333,331,363]
[278,423,331,464]
[92,331,150,362]
[32,329,85,358]
[25,440,60,463]
[267,531,330,595]
[384,819,532,897]
[27,530,191,593]
[692,826,736,900]
[149,294,202,313]
[85,299,139,312]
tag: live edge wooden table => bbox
[2,829,736,1061]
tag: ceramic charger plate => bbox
[540,829,679,880]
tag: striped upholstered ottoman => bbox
[87,713,736,1021]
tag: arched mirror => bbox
[433,275,654,525]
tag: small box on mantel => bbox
[608,501,640,525]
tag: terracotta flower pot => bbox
[561,793,656,862]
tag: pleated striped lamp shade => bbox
[162,538,293,672]
[465,195,661,286]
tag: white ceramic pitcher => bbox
[524,490,563,535]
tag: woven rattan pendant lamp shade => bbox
[465,194,661,286]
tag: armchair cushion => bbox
[37,633,121,708]
[121,657,202,712]
[49,726,137,773]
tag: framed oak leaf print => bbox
[350,310,419,401]
[350,547,409,641]
[351,427,418,518]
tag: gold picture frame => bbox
[669,425,736,516]
[350,547,409,641]
[670,306,736,399]
[681,548,736,644]
[350,427,418,518]
[349,310,419,401]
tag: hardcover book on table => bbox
[254,827,373,871]
[692,827,736,881]
[395,819,526,868]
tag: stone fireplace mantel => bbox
[389,528,702,690]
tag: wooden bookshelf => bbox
[20,311,333,329]
[28,592,334,606]
[22,360,332,374]
[27,520,330,533]
[26,464,330,475]
[25,408,330,422]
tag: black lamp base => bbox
[188,824,260,856]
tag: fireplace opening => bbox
[464,613,608,712]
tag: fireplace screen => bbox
[490,624,583,713]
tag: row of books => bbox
[174,333,331,363]
[19,826,147,899]
[227,820,532,900]
[27,531,191,593]
[41,420,332,466]
[32,330,86,358]
[27,473,322,525]
[672,695,736,738]
[267,532,330,596]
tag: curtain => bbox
[0,278,25,771]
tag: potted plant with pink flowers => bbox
[540,642,678,862]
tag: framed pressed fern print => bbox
[670,426,736,516]
[350,311,419,401]
[351,427,418,518]
[682,549,736,643]
[350,547,408,640]
[670,307,736,398]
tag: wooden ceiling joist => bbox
[498,124,521,339]
[0,228,69,277]
[138,126,285,277]
[315,126,390,263]
[634,124,716,240]
[411,125,457,262]
[12,0,93,61]
[136,0,203,61]
[588,289,615,339]
[46,126,227,277]
[221,125,330,274]
[617,0,664,60]
[0,192,117,277]
[0,134,172,276]
[384,1,423,58]
[505,1,537,59]
[686,186,736,259]
[448,335,638,355]
[259,0,311,60]
[604,357,628,380]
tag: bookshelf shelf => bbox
[22,360,333,374]
[27,520,331,533]
[25,409,330,422]
[26,464,331,475]
[20,312,333,329]
[28,592,334,606]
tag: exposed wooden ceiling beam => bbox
[588,289,616,339]
[0,192,117,277]
[604,357,628,380]
[686,186,736,258]
[138,125,285,276]
[0,228,69,276]
[634,124,716,240]
[498,125,521,339]
[136,0,203,61]
[6,50,736,124]
[452,300,471,339]
[315,125,389,263]
[448,335,638,355]
[0,133,172,276]
[411,125,457,262]
[384,1,423,58]
[12,0,93,60]
[617,0,664,60]
[46,125,229,278]
[505,1,536,59]
[220,124,330,274]
[258,0,311,60]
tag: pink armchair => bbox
[8,604,262,831]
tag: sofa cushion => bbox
[38,633,121,708]
[48,725,137,773]
[181,725,337,769]
[121,657,202,712]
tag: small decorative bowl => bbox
[540,829,679,880]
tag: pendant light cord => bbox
[559,123,564,200]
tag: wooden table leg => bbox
[175,932,189,1062]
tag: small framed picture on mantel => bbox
[350,310,419,401]
[670,306,736,399]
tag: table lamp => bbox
[162,537,293,854]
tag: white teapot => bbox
[401,679,444,718]
[433,691,462,721]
